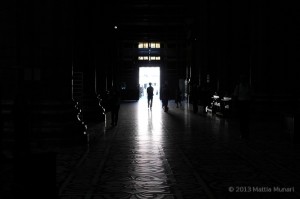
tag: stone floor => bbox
[1,96,300,199]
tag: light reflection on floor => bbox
[133,96,169,195]
[137,96,163,142]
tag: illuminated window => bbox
[138,56,149,60]
[138,42,149,48]
[150,42,160,48]
[150,43,156,48]
[138,56,160,61]
[138,42,160,49]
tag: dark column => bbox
[14,0,87,147]
[73,0,105,124]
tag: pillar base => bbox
[30,100,88,146]
[78,95,105,124]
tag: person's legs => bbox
[242,101,250,138]
[163,99,169,112]
[238,101,250,139]
[150,97,153,108]
[193,100,198,113]
[114,105,120,125]
[147,96,150,108]
[165,100,169,112]
[111,108,115,126]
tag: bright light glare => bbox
[139,67,160,98]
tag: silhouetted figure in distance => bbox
[13,86,31,159]
[200,81,213,113]
[109,86,121,126]
[233,74,253,139]
[147,82,154,110]
[175,86,182,108]
[191,83,199,113]
[161,82,170,112]
[0,85,4,160]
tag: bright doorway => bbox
[139,67,160,99]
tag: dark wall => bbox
[188,0,299,112]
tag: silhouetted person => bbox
[233,74,253,139]
[13,87,31,159]
[12,85,33,197]
[0,85,4,160]
[140,85,144,97]
[175,86,182,108]
[109,86,121,126]
[190,83,199,113]
[161,82,170,112]
[200,81,213,113]
[147,82,154,110]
